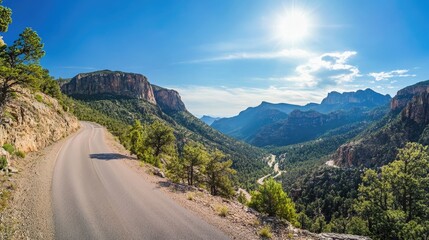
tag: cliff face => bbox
[333,80,429,167]
[152,85,186,112]
[61,71,157,104]
[391,81,429,112]
[61,70,187,113]
[0,89,80,152]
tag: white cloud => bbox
[283,51,360,87]
[179,49,313,64]
[368,69,416,81]
[172,85,360,117]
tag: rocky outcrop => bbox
[0,89,79,152]
[61,70,157,104]
[391,80,429,111]
[61,70,188,113]
[152,85,186,112]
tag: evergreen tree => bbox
[0,1,12,33]
[0,27,46,113]
[182,142,208,186]
[144,120,176,159]
[355,142,429,240]
[205,149,236,197]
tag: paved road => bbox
[52,122,229,240]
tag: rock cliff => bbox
[61,70,187,113]
[0,89,79,152]
[61,70,157,104]
[152,85,186,112]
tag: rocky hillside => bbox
[333,80,429,167]
[61,70,270,188]
[212,89,390,147]
[0,88,79,153]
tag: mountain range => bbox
[211,89,391,147]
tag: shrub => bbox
[258,226,273,239]
[35,94,43,103]
[2,144,14,155]
[215,204,229,217]
[186,192,195,201]
[237,191,248,205]
[0,156,7,170]
[249,178,297,225]
[15,150,25,158]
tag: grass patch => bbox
[258,225,273,239]
[0,156,7,170]
[215,204,229,217]
[35,94,43,103]
[0,189,11,211]
[186,192,195,201]
[15,150,25,158]
[2,144,14,155]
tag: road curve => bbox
[52,122,229,240]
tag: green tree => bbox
[249,178,297,224]
[311,215,328,233]
[0,27,45,112]
[166,155,187,184]
[355,142,429,240]
[144,120,176,159]
[205,149,236,197]
[127,120,144,155]
[182,142,208,186]
[0,0,12,33]
[297,212,311,229]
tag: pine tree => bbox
[182,142,208,186]
[355,142,429,240]
[205,149,236,197]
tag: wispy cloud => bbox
[368,69,416,81]
[178,49,313,64]
[276,51,360,87]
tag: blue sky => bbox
[3,0,429,116]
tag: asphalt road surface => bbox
[52,122,229,240]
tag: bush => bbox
[2,144,14,155]
[0,156,7,170]
[258,225,273,239]
[35,94,43,103]
[215,204,229,217]
[237,191,248,205]
[249,178,297,225]
[15,150,25,158]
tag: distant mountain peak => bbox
[321,88,391,106]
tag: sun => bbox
[272,8,312,44]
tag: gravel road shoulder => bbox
[2,127,82,240]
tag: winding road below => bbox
[52,122,229,240]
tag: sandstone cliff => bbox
[61,70,187,113]
[0,89,79,153]
[61,70,157,104]
[152,85,186,113]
